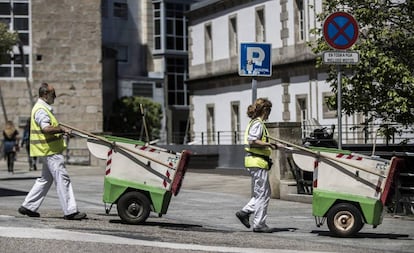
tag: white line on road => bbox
[0,226,334,253]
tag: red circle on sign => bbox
[323,12,359,50]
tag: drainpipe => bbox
[0,86,8,122]
[18,42,34,107]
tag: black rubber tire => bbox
[326,203,364,237]
[117,191,151,225]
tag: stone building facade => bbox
[186,0,339,145]
[0,0,102,150]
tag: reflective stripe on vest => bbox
[244,118,271,169]
[29,103,66,157]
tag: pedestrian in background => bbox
[21,117,37,171]
[18,82,87,220]
[235,98,283,233]
[3,120,19,174]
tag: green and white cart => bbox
[86,135,191,225]
[291,147,401,237]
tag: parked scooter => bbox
[303,124,337,148]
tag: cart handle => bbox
[267,135,386,178]
[60,123,173,169]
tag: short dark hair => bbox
[39,82,49,97]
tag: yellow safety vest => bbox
[30,102,66,157]
[244,118,272,169]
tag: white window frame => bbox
[0,0,31,80]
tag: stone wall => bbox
[0,0,102,150]
[267,122,302,198]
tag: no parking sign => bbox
[322,12,360,150]
[323,12,359,50]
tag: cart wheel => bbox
[327,203,364,237]
[117,191,151,225]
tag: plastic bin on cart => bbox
[87,135,191,224]
[291,146,402,237]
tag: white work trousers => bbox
[22,154,78,216]
[242,168,271,229]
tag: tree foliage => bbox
[108,96,163,141]
[0,23,18,62]
[310,0,414,127]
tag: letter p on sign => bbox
[247,47,265,66]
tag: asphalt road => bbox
[0,158,413,253]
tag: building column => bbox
[282,83,290,121]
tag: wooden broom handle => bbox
[60,123,173,169]
[267,135,385,178]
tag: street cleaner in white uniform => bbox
[236,98,283,233]
[18,83,87,220]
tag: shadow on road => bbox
[269,227,297,232]
[312,230,411,239]
[109,219,233,233]
[0,187,27,197]
[0,176,38,181]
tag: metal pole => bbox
[201,132,204,145]
[252,78,257,103]
[251,77,258,197]
[337,65,342,149]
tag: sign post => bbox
[239,43,272,103]
[323,12,359,149]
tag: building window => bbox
[153,2,189,52]
[205,23,212,62]
[153,2,162,50]
[231,101,240,144]
[296,0,305,41]
[296,95,308,138]
[255,7,265,42]
[322,92,336,119]
[166,57,188,106]
[0,0,30,78]
[166,3,188,51]
[229,16,238,57]
[206,104,215,144]
[133,82,153,98]
[113,2,128,20]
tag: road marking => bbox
[0,226,334,253]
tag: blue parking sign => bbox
[239,43,272,77]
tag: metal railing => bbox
[187,123,414,145]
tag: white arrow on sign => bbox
[323,51,359,65]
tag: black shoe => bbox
[64,212,87,220]
[236,210,251,228]
[253,226,273,233]
[18,206,40,217]
[33,164,37,171]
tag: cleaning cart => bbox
[268,136,402,237]
[63,124,191,225]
